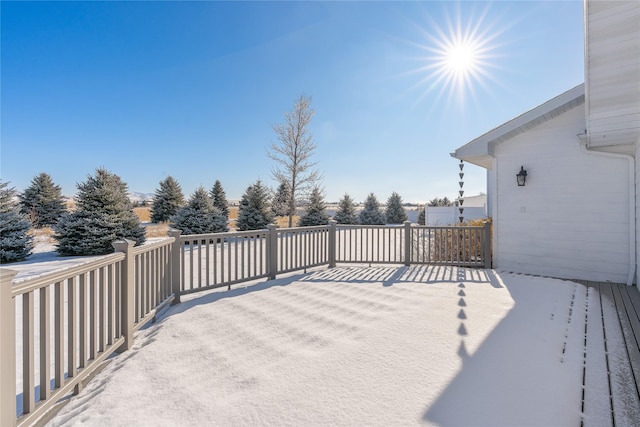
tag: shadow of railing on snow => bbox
[298,265,498,286]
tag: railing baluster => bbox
[180,240,186,292]
[205,240,210,287]
[78,273,86,370]
[240,237,244,280]
[89,270,97,360]
[220,238,225,283]
[252,235,257,277]
[54,281,64,389]
[141,252,147,318]
[107,266,114,345]
[68,277,77,380]
[39,286,50,401]
[164,245,170,299]
[23,292,35,413]
[135,254,141,322]
[231,236,236,283]
[148,250,154,309]
[144,251,150,313]
[187,241,192,290]
[152,249,158,307]
[213,237,218,286]
[98,268,106,353]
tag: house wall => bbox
[636,138,640,284]
[493,104,631,283]
[585,0,640,149]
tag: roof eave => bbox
[451,84,586,169]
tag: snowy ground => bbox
[40,265,600,426]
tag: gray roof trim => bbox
[451,84,585,169]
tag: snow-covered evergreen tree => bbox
[418,206,426,225]
[210,180,229,220]
[428,197,452,207]
[298,186,329,226]
[236,180,274,231]
[359,193,385,225]
[151,176,185,223]
[0,180,34,262]
[333,193,358,224]
[54,168,146,256]
[19,172,66,228]
[271,181,291,218]
[385,192,407,224]
[171,187,228,235]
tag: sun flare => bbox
[408,4,503,107]
[445,42,479,75]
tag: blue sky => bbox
[1,1,584,203]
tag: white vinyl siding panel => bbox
[586,1,640,148]
[636,139,640,284]
[494,106,631,283]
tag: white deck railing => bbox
[1,221,490,426]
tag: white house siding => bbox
[636,138,640,284]
[493,105,631,283]
[585,0,640,149]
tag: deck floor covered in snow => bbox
[578,280,640,427]
[42,266,639,427]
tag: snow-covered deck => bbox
[576,280,640,426]
[42,265,639,426]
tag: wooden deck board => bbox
[596,283,640,426]
[621,286,640,345]
[598,284,628,427]
[583,283,613,426]
[615,285,640,396]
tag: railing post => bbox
[268,224,278,280]
[113,240,135,352]
[404,221,412,267]
[483,221,492,269]
[0,269,18,427]
[0,268,18,426]
[328,220,337,268]
[168,229,182,305]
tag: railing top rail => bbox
[277,225,330,233]
[131,237,175,255]
[336,224,404,230]
[9,252,126,296]
[180,229,269,241]
[410,225,485,230]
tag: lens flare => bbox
[405,4,505,109]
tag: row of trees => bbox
[0,170,146,262]
[2,169,423,264]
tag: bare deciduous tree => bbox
[268,94,320,227]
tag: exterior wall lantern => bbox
[516,166,527,186]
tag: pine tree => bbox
[418,206,426,225]
[271,181,291,218]
[428,197,452,207]
[359,193,385,225]
[19,172,67,228]
[236,180,274,231]
[298,186,329,226]
[0,180,34,262]
[385,192,407,224]
[333,193,358,224]
[171,187,228,234]
[151,176,185,223]
[210,180,229,220]
[54,168,146,256]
